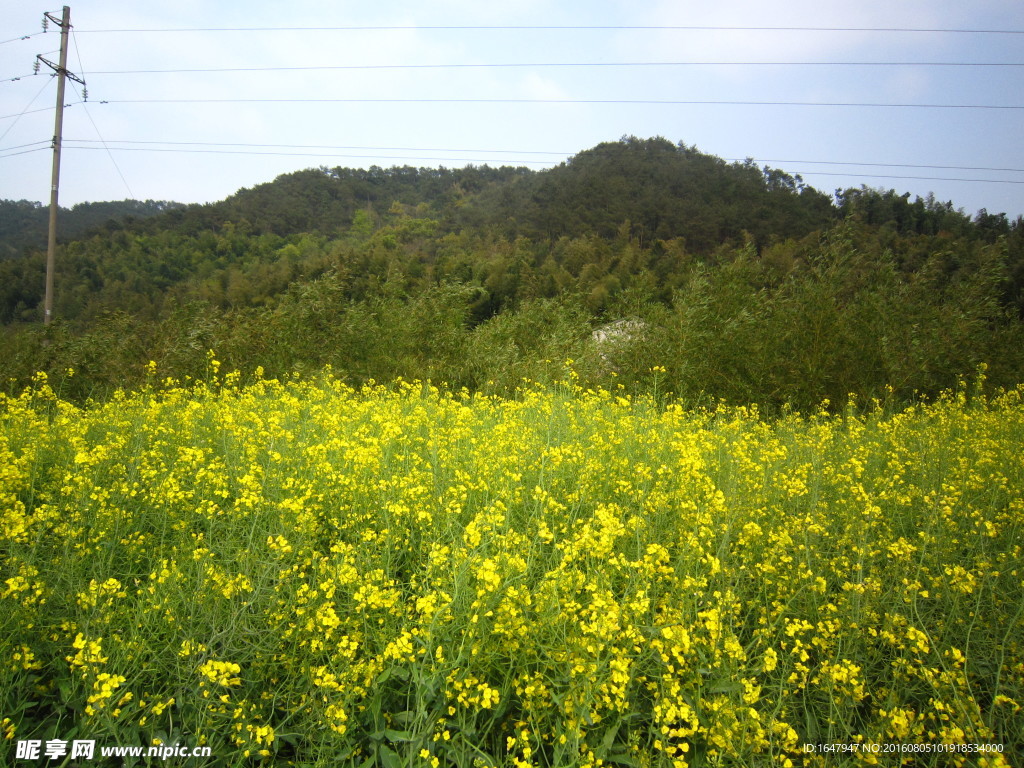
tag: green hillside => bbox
[1,136,1022,408]
[0,198,181,259]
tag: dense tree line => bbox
[0,198,180,259]
[1,137,1023,408]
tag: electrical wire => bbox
[0,31,45,45]
[54,142,1024,184]
[68,30,135,198]
[19,96,1019,120]
[98,97,1024,110]
[742,158,1024,174]
[62,144,561,166]
[57,140,1024,175]
[71,30,88,90]
[789,171,1024,185]
[0,139,52,152]
[0,105,56,121]
[83,61,1024,75]
[0,140,52,153]
[62,138,571,155]
[68,95,136,197]
[0,76,53,142]
[1,73,44,84]
[71,25,1024,34]
[0,146,50,159]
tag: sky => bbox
[1,0,1023,219]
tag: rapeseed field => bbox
[1,364,1021,766]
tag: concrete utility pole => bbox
[38,6,84,325]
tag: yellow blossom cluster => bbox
[0,373,1022,765]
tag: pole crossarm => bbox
[36,55,86,86]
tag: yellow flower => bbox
[197,660,241,687]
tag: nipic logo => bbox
[16,740,95,761]
[15,739,212,761]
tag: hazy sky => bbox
[2,0,1022,219]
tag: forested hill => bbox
[88,135,1012,249]
[1,136,861,323]
[2,136,1023,408]
[462,138,838,248]
[0,198,181,259]
[132,137,840,247]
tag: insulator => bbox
[82,87,88,101]
[33,60,41,75]
[42,17,49,32]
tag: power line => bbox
[81,60,1024,75]
[0,146,50,159]
[67,26,134,199]
[50,142,1024,185]
[30,140,1024,175]
[0,76,53,141]
[58,139,1024,175]
[67,96,135,196]
[2,73,45,83]
[0,139,52,150]
[0,105,56,121]
[793,171,1024,185]
[62,138,572,155]
[7,142,1022,197]
[746,158,1024,174]
[98,97,1024,110]
[25,95,1024,120]
[71,25,1024,34]
[61,143,562,166]
[0,31,45,45]
[70,29,88,97]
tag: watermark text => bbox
[16,739,212,761]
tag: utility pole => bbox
[38,6,84,326]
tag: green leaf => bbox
[600,721,621,752]
[379,744,404,768]
[604,751,638,767]
[708,679,743,695]
[56,679,74,704]
[390,710,416,726]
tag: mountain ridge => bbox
[1,136,1022,408]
